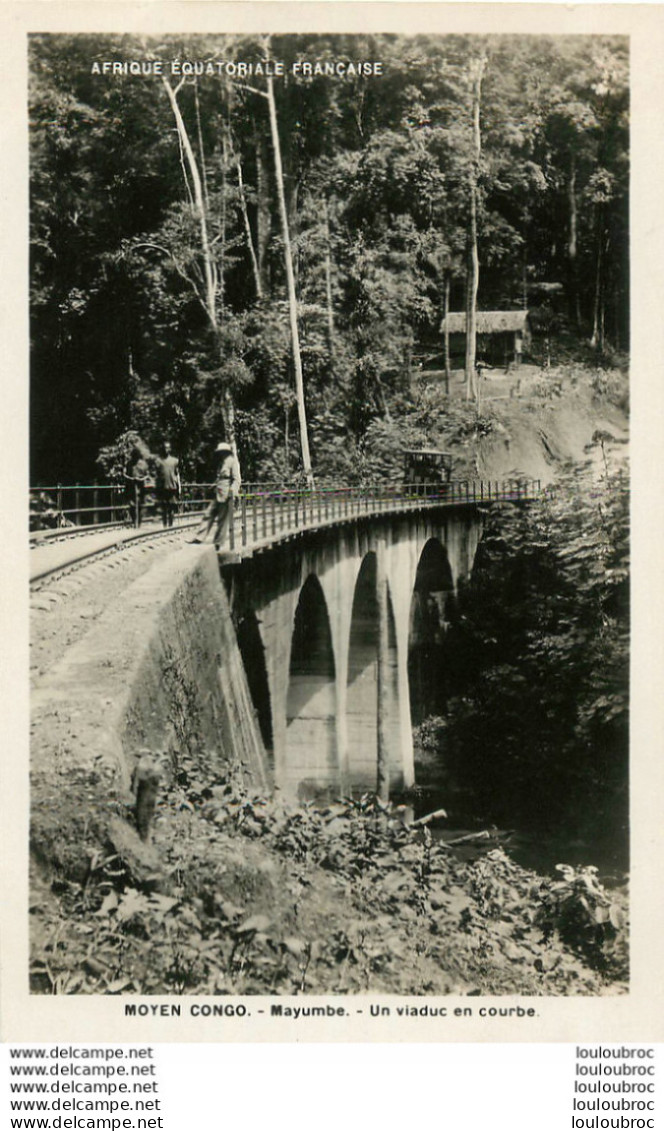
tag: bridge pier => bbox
[376,537,390,802]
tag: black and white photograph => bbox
[0,0,656,1049]
[24,27,633,1006]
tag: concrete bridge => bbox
[226,504,482,801]
[214,480,539,801]
[30,480,539,869]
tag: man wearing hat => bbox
[188,441,241,544]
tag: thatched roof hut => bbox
[440,310,530,335]
[440,310,530,367]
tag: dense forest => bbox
[29,33,628,484]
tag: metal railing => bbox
[29,482,214,533]
[223,479,541,552]
[29,478,541,540]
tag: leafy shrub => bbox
[536,864,628,976]
[30,765,627,997]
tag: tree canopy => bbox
[29,33,628,483]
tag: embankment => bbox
[30,546,267,880]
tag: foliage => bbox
[96,431,153,481]
[437,458,629,844]
[536,864,628,975]
[29,33,629,484]
[30,755,627,996]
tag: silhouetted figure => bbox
[155,440,181,528]
[124,449,150,528]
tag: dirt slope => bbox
[431,364,628,484]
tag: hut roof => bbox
[441,310,529,334]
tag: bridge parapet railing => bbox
[225,478,542,551]
[29,481,216,533]
[29,478,541,538]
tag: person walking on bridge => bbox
[188,441,241,545]
[155,440,181,528]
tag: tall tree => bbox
[160,75,236,442]
[264,69,314,487]
[464,48,487,402]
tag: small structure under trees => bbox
[441,310,531,369]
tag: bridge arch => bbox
[345,551,402,792]
[284,573,337,800]
[234,606,273,767]
[408,537,455,728]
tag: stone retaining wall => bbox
[30,546,267,879]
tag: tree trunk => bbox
[464,52,487,402]
[284,401,289,471]
[219,132,228,313]
[568,153,581,327]
[443,272,451,394]
[324,201,335,361]
[193,81,210,213]
[162,77,234,445]
[325,250,335,357]
[237,157,262,299]
[464,194,480,401]
[287,179,301,287]
[255,131,271,293]
[266,74,314,488]
[162,78,217,332]
[591,207,605,352]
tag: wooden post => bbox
[376,538,390,803]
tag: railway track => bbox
[30,520,198,592]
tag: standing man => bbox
[124,448,151,528]
[155,440,181,528]
[188,442,241,545]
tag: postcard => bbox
[1,1,663,1045]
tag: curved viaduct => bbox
[30,482,539,871]
[225,507,481,801]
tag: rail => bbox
[30,478,541,541]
